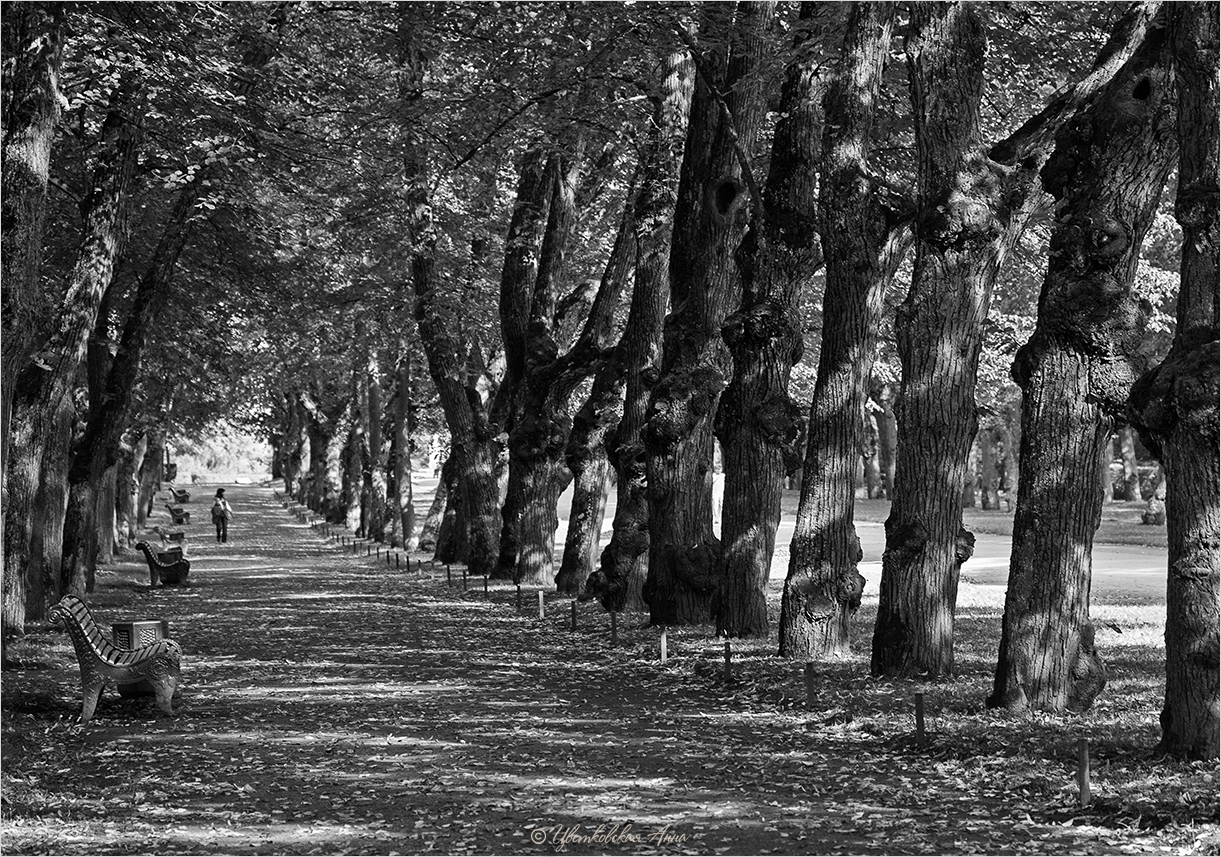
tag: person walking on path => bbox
[211,488,233,543]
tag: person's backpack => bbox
[211,501,226,522]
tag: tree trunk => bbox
[26,394,73,615]
[2,77,143,635]
[498,144,584,585]
[281,393,306,496]
[861,407,883,500]
[872,382,897,499]
[418,454,448,552]
[777,3,898,656]
[400,12,503,578]
[871,5,992,678]
[1128,1,1219,760]
[342,419,364,534]
[990,27,1175,713]
[554,199,640,596]
[593,49,692,614]
[1117,425,1142,500]
[61,178,203,590]
[116,436,137,552]
[431,453,461,560]
[96,464,117,565]
[644,1,775,627]
[392,355,416,549]
[1,2,64,493]
[961,439,979,508]
[979,427,1000,510]
[137,431,164,530]
[718,4,836,640]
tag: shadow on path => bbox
[0,486,1201,855]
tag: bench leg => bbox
[152,674,180,717]
[79,678,105,724]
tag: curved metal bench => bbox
[136,541,191,586]
[164,503,190,525]
[49,595,182,724]
[168,485,190,503]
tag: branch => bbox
[989,0,1163,164]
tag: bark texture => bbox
[776,2,897,656]
[591,49,692,613]
[3,77,143,634]
[990,26,1175,712]
[1128,1,1219,759]
[1,2,63,488]
[871,1,1160,678]
[400,9,502,577]
[61,178,203,592]
[644,1,775,627]
[556,205,640,596]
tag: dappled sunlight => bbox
[5,485,1213,857]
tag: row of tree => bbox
[2,2,1215,760]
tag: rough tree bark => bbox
[1,2,64,489]
[1128,0,1219,759]
[554,202,639,596]
[61,178,204,593]
[3,76,143,634]
[775,2,901,655]
[496,142,584,585]
[137,429,164,530]
[391,354,416,549]
[399,8,503,576]
[989,25,1175,713]
[717,2,831,639]
[1117,425,1142,500]
[871,0,1162,678]
[643,1,774,627]
[589,49,692,613]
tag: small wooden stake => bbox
[515,585,522,612]
[395,553,400,569]
[610,611,618,646]
[538,590,545,619]
[483,575,489,593]
[660,629,668,664]
[1077,738,1091,807]
[446,564,452,584]
[723,641,732,682]
[915,692,926,744]
[804,662,815,709]
[463,567,468,587]
[570,600,577,631]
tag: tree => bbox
[587,48,692,613]
[4,67,144,633]
[1,2,64,492]
[643,1,775,627]
[989,20,1176,713]
[1128,0,1219,758]
[774,2,902,655]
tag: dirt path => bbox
[1,486,1205,855]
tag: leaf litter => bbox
[2,486,1216,855]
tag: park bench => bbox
[49,594,182,724]
[136,541,191,586]
[164,504,190,525]
[168,485,190,504]
[151,525,186,547]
